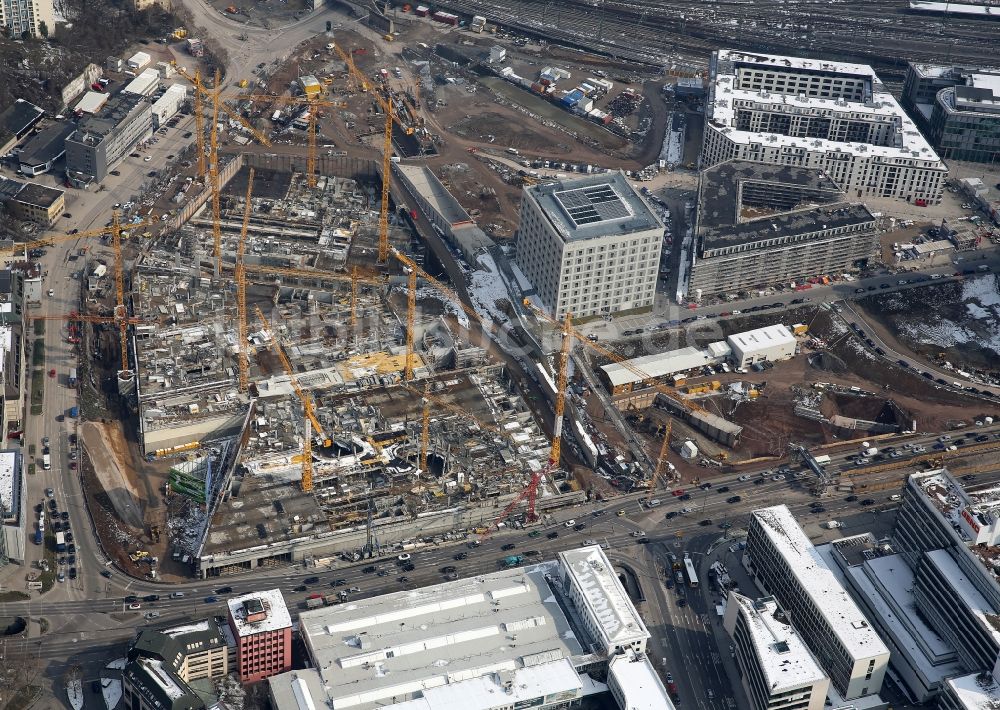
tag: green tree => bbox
[21,30,30,40]
[38,21,48,37]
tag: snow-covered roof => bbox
[227,588,292,637]
[607,651,675,710]
[709,49,943,165]
[0,450,19,521]
[75,91,109,115]
[558,545,650,653]
[136,658,187,700]
[274,562,595,710]
[909,0,1000,17]
[925,549,1000,649]
[750,505,889,662]
[729,593,828,692]
[827,550,963,683]
[600,345,721,387]
[379,658,592,710]
[945,669,1000,710]
[728,324,795,355]
[161,619,211,638]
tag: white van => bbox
[169,591,185,598]
[42,453,51,470]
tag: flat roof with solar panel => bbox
[554,183,634,227]
[527,171,662,242]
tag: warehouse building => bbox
[123,68,161,98]
[0,177,65,225]
[65,92,152,185]
[688,161,880,297]
[902,63,1000,165]
[703,50,947,205]
[599,322,795,394]
[728,324,796,369]
[723,592,830,710]
[150,84,187,128]
[0,99,44,155]
[75,90,110,115]
[516,172,663,318]
[745,505,890,700]
[268,545,669,710]
[17,121,74,176]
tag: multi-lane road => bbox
[8,414,1000,706]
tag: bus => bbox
[683,556,699,588]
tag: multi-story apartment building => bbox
[0,0,54,38]
[901,63,1000,165]
[226,589,292,683]
[723,592,830,710]
[703,50,947,205]
[688,161,879,296]
[65,92,152,185]
[123,617,234,710]
[745,505,890,700]
[515,172,664,318]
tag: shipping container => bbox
[414,5,429,16]
[431,11,458,25]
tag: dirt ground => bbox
[583,305,999,477]
[80,422,144,530]
[853,277,1000,376]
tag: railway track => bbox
[435,0,1000,72]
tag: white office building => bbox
[703,49,947,205]
[0,0,54,37]
[724,592,830,710]
[268,545,669,710]
[745,505,890,700]
[516,172,664,319]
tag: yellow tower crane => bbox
[405,261,416,380]
[243,94,346,189]
[194,69,205,176]
[420,381,430,475]
[331,42,415,262]
[550,311,572,466]
[171,63,273,147]
[236,167,255,392]
[255,306,332,491]
[654,417,673,488]
[241,264,384,329]
[209,69,223,276]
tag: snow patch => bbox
[105,657,126,670]
[101,678,123,709]
[67,679,84,710]
[466,253,511,326]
